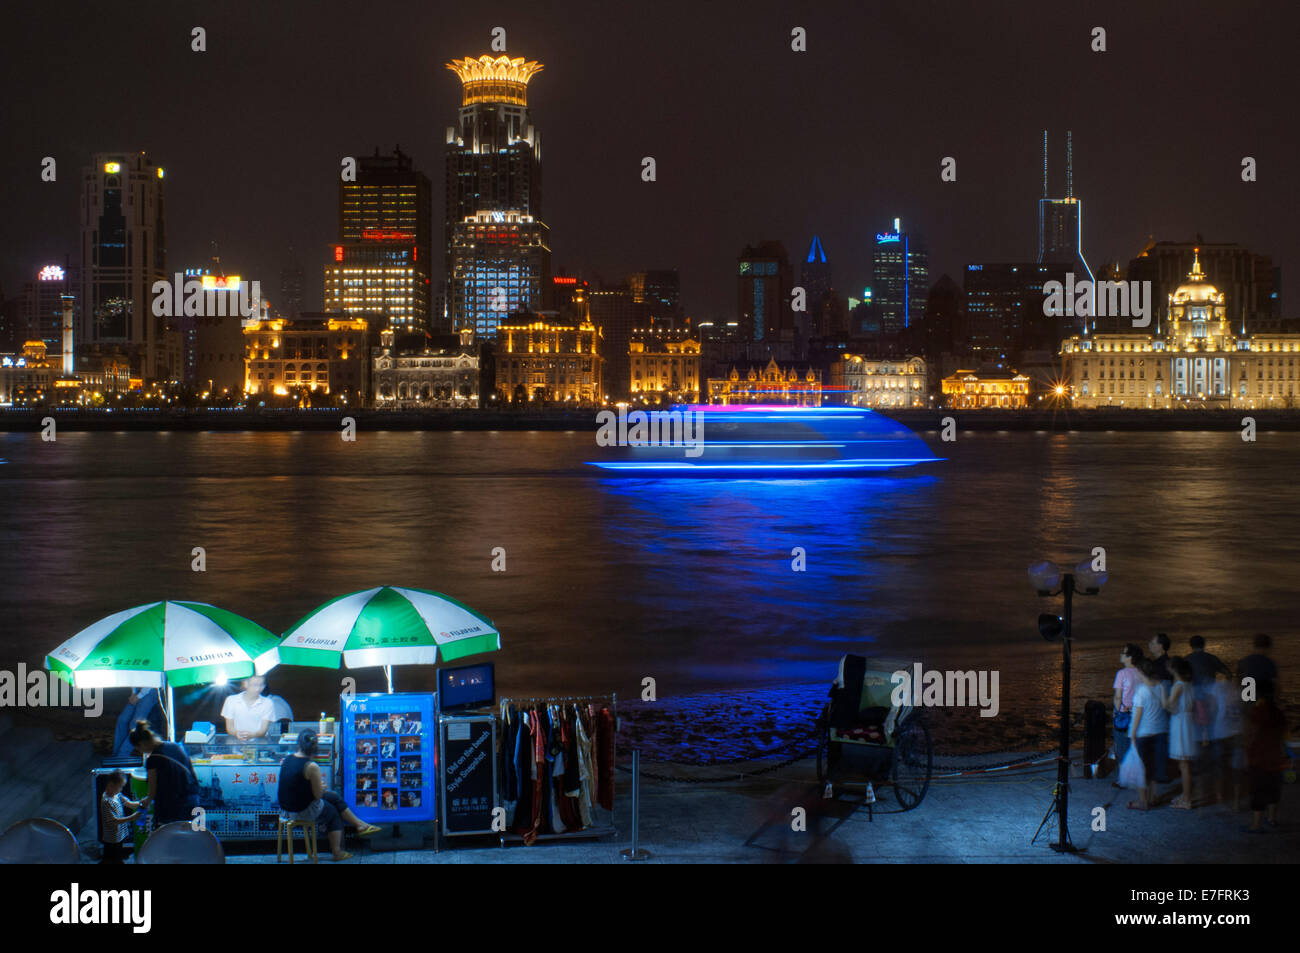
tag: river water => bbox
[1,428,1295,749]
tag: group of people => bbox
[100,676,381,862]
[1112,633,1286,831]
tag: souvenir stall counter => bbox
[184,723,337,840]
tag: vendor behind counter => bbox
[220,675,293,740]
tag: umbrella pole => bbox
[166,683,176,743]
[385,665,393,694]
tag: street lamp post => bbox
[1028,559,1106,853]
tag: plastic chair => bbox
[137,821,225,864]
[276,816,318,864]
[0,817,79,864]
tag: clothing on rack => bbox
[498,695,616,841]
[595,705,615,811]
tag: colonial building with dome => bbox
[1060,250,1300,408]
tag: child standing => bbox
[99,769,147,863]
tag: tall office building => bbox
[963,262,1070,358]
[628,270,682,328]
[588,281,648,401]
[801,236,832,309]
[445,55,550,338]
[324,147,433,330]
[872,219,929,334]
[79,151,170,381]
[280,247,304,319]
[21,263,79,352]
[737,241,792,343]
[1037,131,1094,298]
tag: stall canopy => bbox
[44,601,282,740]
[277,586,500,691]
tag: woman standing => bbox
[1128,659,1169,811]
[128,720,200,826]
[1165,658,1197,809]
[1112,644,1144,770]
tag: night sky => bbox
[4,0,1297,321]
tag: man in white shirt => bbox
[220,675,276,740]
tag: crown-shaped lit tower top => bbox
[446,55,543,106]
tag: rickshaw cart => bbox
[815,654,933,811]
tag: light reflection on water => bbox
[1,429,1296,731]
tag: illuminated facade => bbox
[495,318,602,404]
[1061,250,1300,408]
[324,243,426,330]
[450,210,550,340]
[79,152,171,382]
[328,148,432,330]
[629,329,700,402]
[445,55,549,337]
[838,355,928,408]
[373,328,479,408]
[0,341,56,405]
[707,358,822,406]
[243,315,370,404]
[941,368,1031,408]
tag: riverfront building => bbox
[1061,250,1300,409]
[835,354,928,408]
[707,358,822,406]
[628,329,700,403]
[495,317,603,404]
[373,327,480,408]
[941,368,1031,408]
[243,314,370,404]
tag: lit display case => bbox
[184,723,336,840]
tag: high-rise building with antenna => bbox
[1037,130,1093,292]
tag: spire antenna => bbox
[1042,129,1048,198]
[1066,130,1073,199]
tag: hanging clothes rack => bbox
[496,693,618,846]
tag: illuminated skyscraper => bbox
[872,219,929,334]
[1038,131,1094,284]
[324,147,432,330]
[737,241,791,343]
[21,262,79,352]
[79,151,170,381]
[444,55,550,338]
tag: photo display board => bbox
[341,692,436,823]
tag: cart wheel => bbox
[892,717,932,811]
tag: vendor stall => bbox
[185,723,336,840]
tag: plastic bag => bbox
[1118,741,1145,789]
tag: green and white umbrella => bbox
[45,601,281,740]
[278,587,500,691]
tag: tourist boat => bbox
[584,404,942,475]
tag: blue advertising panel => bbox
[341,692,436,823]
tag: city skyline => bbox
[3,0,1297,327]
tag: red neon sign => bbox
[334,246,344,262]
[362,229,415,241]
[553,276,577,285]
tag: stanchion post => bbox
[620,749,650,861]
